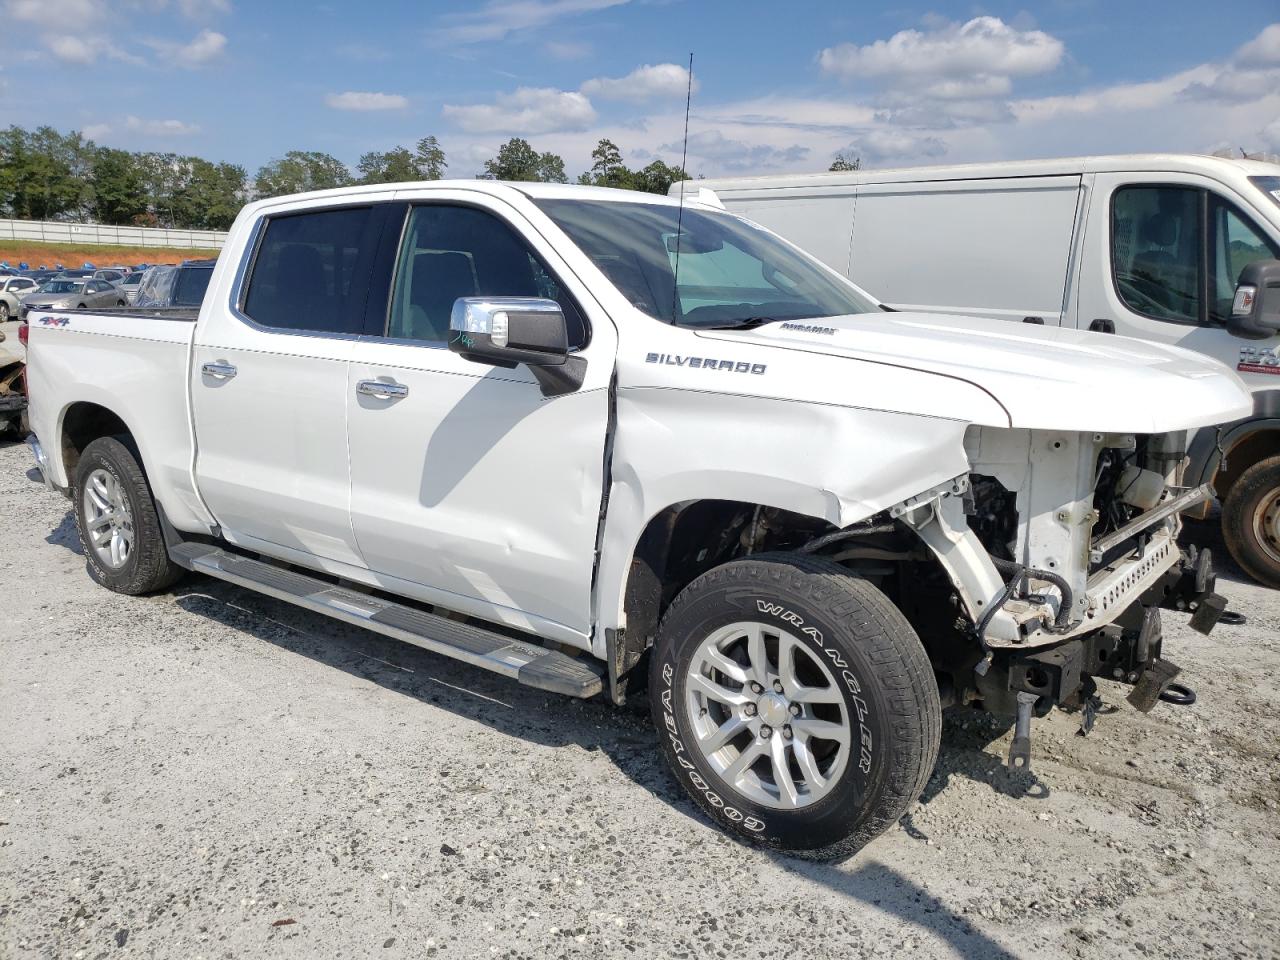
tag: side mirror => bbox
[449,297,586,397]
[1229,259,1280,340]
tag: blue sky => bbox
[1,0,1278,179]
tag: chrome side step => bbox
[169,542,604,699]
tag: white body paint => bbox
[25,181,1253,663]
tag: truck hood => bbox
[697,311,1252,433]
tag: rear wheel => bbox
[1223,454,1280,588]
[650,552,940,861]
[73,436,184,594]
[0,302,9,320]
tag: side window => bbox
[1112,186,1202,324]
[242,206,378,334]
[1209,198,1279,323]
[386,204,587,348]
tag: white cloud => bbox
[819,16,1064,82]
[659,130,808,172]
[1236,23,1280,67]
[444,87,596,134]
[126,115,200,135]
[835,130,947,165]
[581,63,694,102]
[325,91,409,111]
[45,35,97,64]
[1261,117,1280,152]
[82,123,113,140]
[433,0,629,44]
[7,0,102,21]
[142,28,227,66]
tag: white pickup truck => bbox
[23,181,1253,860]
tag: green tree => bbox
[632,159,689,195]
[92,147,148,225]
[577,138,631,189]
[2,126,82,220]
[172,158,246,230]
[414,136,447,180]
[254,150,352,198]
[356,146,418,184]
[829,151,861,172]
[480,138,567,183]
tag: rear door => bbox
[345,191,616,644]
[191,198,392,569]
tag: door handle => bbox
[356,379,409,400]
[201,361,237,379]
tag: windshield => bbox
[534,198,877,327]
[121,273,142,285]
[41,280,84,294]
[1251,176,1280,210]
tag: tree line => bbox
[0,126,691,231]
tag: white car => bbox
[687,154,1280,587]
[23,181,1252,860]
[0,274,39,322]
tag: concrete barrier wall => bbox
[0,218,227,249]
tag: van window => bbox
[385,204,587,348]
[1209,198,1279,324]
[242,206,380,334]
[1111,186,1201,324]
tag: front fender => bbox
[590,387,972,655]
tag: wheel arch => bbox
[1186,393,1280,509]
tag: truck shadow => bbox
[169,582,1020,959]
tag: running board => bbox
[168,542,604,698]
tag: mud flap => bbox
[1126,657,1182,713]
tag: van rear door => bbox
[851,176,1083,326]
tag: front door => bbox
[1077,173,1280,375]
[192,199,391,568]
[346,195,615,645]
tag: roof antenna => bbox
[671,51,693,324]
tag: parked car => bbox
[0,275,40,321]
[53,268,94,281]
[92,268,127,283]
[21,269,60,284]
[134,259,215,308]
[19,277,126,318]
[689,153,1280,587]
[24,181,1249,860]
[116,270,146,305]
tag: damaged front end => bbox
[895,426,1228,770]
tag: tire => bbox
[0,302,9,320]
[73,435,184,595]
[116,300,126,307]
[1222,454,1280,588]
[649,552,941,861]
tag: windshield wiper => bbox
[702,316,782,330]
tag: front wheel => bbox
[1222,454,1280,588]
[0,302,9,320]
[73,435,184,594]
[650,553,941,861]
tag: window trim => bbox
[230,201,389,340]
[1108,182,1207,328]
[366,199,592,352]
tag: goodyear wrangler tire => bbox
[649,552,940,860]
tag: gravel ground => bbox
[1,436,1278,960]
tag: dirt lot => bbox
[0,241,220,270]
[1,436,1277,960]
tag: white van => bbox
[682,155,1280,587]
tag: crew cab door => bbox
[346,192,616,645]
[191,198,393,567]
[1077,173,1280,373]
